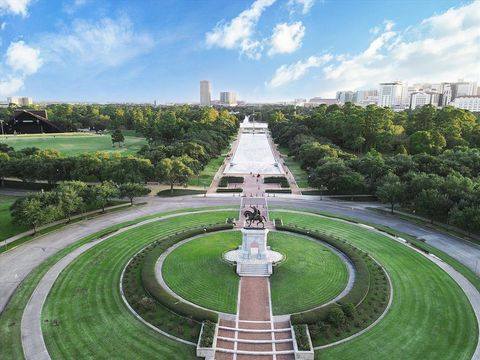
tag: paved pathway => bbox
[215,278,294,360]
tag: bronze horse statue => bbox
[244,206,267,228]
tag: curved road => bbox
[1,195,479,314]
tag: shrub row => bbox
[264,176,290,188]
[277,224,390,346]
[265,189,292,194]
[218,176,244,187]
[293,324,311,351]
[216,188,243,193]
[142,224,233,322]
[122,223,233,342]
[199,321,216,348]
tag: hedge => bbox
[265,189,292,194]
[278,225,370,324]
[216,188,243,193]
[218,176,244,187]
[264,176,290,188]
[141,224,233,323]
[294,324,311,351]
[199,321,216,347]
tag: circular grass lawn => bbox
[161,231,241,314]
[161,230,349,315]
[269,231,349,315]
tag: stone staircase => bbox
[237,262,270,277]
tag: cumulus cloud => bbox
[205,0,276,59]
[6,41,42,75]
[288,0,315,14]
[0,41,42,96]
[40,16,155,67]
[320,1,480,93]
[267,54,332,87]
[0,0,32,17]
[268,22,305,55]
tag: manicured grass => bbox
[270,211,478,360]
[0,195,27,241]
[0,207,236,359]
[188,152,226,187]
[0,134,147,156]
[269,231,348,315]
[41,211,236,359]
[278,146,309,188]
[162,231,241,314]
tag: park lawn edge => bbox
[271,206,480,293]
[0,206,238,359]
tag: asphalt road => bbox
[1,195,479,315]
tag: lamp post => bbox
[0,120,4,136]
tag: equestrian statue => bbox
[243,206,267,228]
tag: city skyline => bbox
[0,0,479,103]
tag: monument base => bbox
[224,228,283,277]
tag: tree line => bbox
[0,107,239,191]
[11,181,150,233]
[267,104,480,234]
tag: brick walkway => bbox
[215,277,294,360]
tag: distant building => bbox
[220,91,237,106]
[4,109,64,134]
[8,97,33,106]
[410,91,441,109]
[336,91,354,104]
[353,89,378,106]
[378,81,409,109]
[440,83,453,107]
[200,80,211,106]
[451,81,477,100]
[306,98,340,107]
[451,96,480,112]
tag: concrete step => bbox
[238,263,269,276]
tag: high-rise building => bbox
[220,91,237,106]
[440,83,453,106]
[353,89,378,106]
[410,91,441,109]
[451,96,480,112]
[378,81,409,109]
[452,81,478,100]
[8,97,33,106]
[199,80,211,106]
[336,91,354,104]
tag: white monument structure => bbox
[224,227,283,276]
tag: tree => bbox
[309,160,365,195]
[10,194,60,233]
[157,157,194,193]
[0,152,10,186]
[449,206,480,235]
[327,307,346,328]
[55,181,87,221]
[414,189,452,223]
[87,181,120,212]
[408,131,446,155]
[111,129,125,147]
[376,173,405,213]
[119,183,151,205]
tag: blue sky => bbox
[0,0,479,103]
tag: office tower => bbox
[200,80,211,106]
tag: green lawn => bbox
[269,231,348,315]
[270,211,478,360]
[41,210,236,359]
[278,146,309,188]
[0,195,27,241]
[188,152,226,187]
[162,231,241,314]
[0,134,147,156]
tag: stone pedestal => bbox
[240,228,268,260]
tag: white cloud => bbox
[0,77,24,96]
[41,16,155,67]
[1,22,6,30]
[268,22,305,55]
[0,41,42,96]
[312,1,480,96]
[6,41,42,75]
[267,54,332,87]
[288,0,315,14]
[63,0,88,14]
[205,0,276,59]
[0,0,32,17]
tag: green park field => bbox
[0,133,147,156]
[0,195,27,241]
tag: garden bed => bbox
[264,176,290,188]
[216,188,243,193]
[218,176,244,187]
